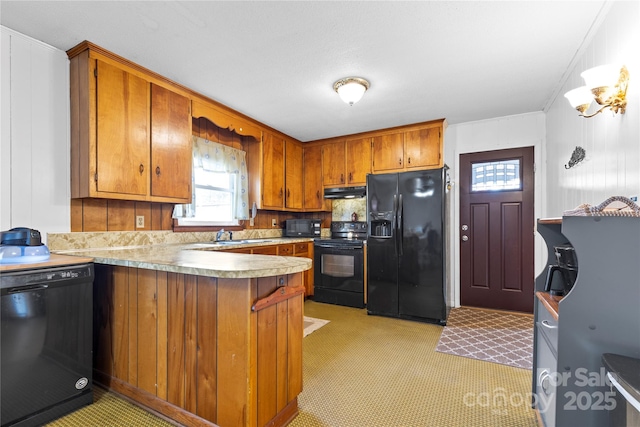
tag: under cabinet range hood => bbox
[324,186,366,199]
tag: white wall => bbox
[545,0,640,215]
[444,113,546,308]
[0,26,70,242]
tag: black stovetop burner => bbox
[314,221,367,247]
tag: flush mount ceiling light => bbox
[564,64,629,118]
[333,77,370,106]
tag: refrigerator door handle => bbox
[393,194,399,256]
[398,193,404,256]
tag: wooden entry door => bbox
[460,147,534,313]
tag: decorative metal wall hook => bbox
[565,146,586,169]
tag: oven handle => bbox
[314,244,361,250]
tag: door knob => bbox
[461,235,469,242]
[461,224,469,231]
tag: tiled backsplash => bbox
[47,228,284,251]
[332,198,367,222]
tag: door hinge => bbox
[94,67,98,78]
[94,173,98,182]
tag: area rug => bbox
[303,316,330,337]
[435,307,533,370]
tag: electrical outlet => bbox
[271,218,277,227]
[136,215,144,228]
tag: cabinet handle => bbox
[398,158,402,165]
[156,166,161,176]
[287,189,290,198]
[279,188,283,198]
[316,190,320,199]
[408,157,411,164]
[340,174,344,183]
[541,320,558,329]
[349,172,352,182]
[139,164,144,174]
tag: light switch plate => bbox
[136,216,144,228]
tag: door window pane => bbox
[471,159,521,192]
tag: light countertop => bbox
[55,239,312,279]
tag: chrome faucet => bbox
[216,229,225,242]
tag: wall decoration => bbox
[565,146,586,169]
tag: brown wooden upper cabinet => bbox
[261,132,303,211]
[285,140,303,210]
[346,137,372,185]
[303,145,330,211]
[322,141,346,186]
[321,138,371,188]
[372,122,444,173]
[68,43,192,203]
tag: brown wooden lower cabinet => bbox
[93,264,304,427]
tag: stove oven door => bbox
[313,243,364,308]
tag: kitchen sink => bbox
[214,239,274,245]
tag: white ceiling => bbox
[1,1,609,142]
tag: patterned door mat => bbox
[435,307,533,370]
[303,316,330,337]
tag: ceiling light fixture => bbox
[564,64,629,118]
[333,77,370,106]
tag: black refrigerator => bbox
[366,168,449,325]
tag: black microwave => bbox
[284,219,321,237]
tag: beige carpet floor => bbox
[291,301,538,427]
[435,307,534,370]
[46,300,538,427]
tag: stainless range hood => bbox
[324,186,366,199]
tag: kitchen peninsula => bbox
[57,240,311,427]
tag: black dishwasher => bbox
[1,263,94,427]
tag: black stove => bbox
[313,221,367,308]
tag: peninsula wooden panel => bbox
[93,266,304,427]
[217,278,251,427]
[287,283,303,401]
[196,277,218,421]
[257,305,278,426]
[157,272,169,400]
[276,301,288,412]
[168,273,187,407]
[184,275,198,415]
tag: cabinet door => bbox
[285,140,303,210]
[303,145,324,210]
[346,137,371,185]
[322,141,346,186]
[404,127,441,169]
[262,133,285,209]
[372,133,404,172]
[150,84,192,201]
[96,59,149,196]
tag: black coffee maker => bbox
[544,244,578,296]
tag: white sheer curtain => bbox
[174,136,250,220]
